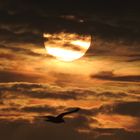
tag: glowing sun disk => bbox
[44,32,91,62]
[46,47,83,62]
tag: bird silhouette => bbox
[41,108,80,123]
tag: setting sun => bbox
[43,32,91,62]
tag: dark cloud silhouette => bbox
[1,82,139,121]
[0,116,95,140]
[94,128,140,140]
[79,101,140,118]
[110,101,140,117]
[21,106,57,113]
[0,119,140,140]
[0,0,139,45]
[0,82,139,103]
[0,82,88,100]
[88,101,140,117]
[0,71,42,83]
[96,92,127,98]
[91,71,140,82]
[0,44,42,57]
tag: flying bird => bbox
[41,108,80,123]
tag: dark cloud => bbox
[0,116,94,140]
[52,72,83,87]
[0,0,139,60]
[0,44,42,57]
[91,71,140,82]
[123,55,140,62]
[0,82,88,100]
[0,82,139,140]
[110,101,140,117]
[0,82,139,103]
[126,58,140,62]
[94,128,140,140]
[0,71,42,83]
[21,106,57,113]
[0,82,140,122]
[0,53,16,60]
[87,101,140,117]
[0,0,139,45]
[96,92,127,98]
[0,119,140,140]
[79,101,140,118]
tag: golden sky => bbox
[0,32,140,139]
[0,1,140,140]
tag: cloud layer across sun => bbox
[43,32,91,61]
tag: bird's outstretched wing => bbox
[56,108,80,118]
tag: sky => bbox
[0,0,140,140]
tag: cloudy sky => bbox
[0,0,140,140]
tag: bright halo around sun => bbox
[43,32,91,62]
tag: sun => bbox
[43,32,91,62]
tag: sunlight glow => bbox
[71,40,90,49]
[43,32,91,62]
[46,47,84,62]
